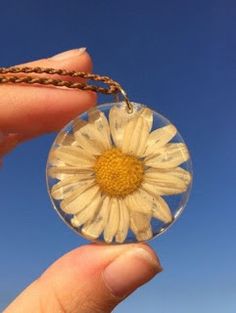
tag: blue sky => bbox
[0,0,235,312]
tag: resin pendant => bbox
[46,102,192,243]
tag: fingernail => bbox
[103,248,162,298]
[51,47,87,60]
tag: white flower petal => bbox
[152,196,173,223]
[104,198,120,243]
[48,166,94,180]
[138,107,153,131]
[115,199,130,243]
[143,168,188,195]
[145,167,191,192]
[73,118,87,132]
[48,157,66,167]
[71,191,102,227]
[51,176,95,200]
[74,123,109,155]
[121,115,150,157]
[56,131,77,146]
[51,176,79,200]
[130,211,153,241]
[48,148,66,166]
[50,146,95,168]
[136,107,153,156]
[49,173,74,181]
[71,216,81,228]
[145,143,189,168]
[142,176,187,196]
[60,183,99,214]
[88,108,112,149]
[48,167,94,181]
[109,103,139,148]
[139,188,172,223]
[125,190,152,215]
[166,167,192,186]
[82,196,110,240]
[144,124,177,157]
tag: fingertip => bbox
[102,244,162,298]
[136,242,162,270]
[49,49,93,73]
[76,50,93,72]
[23,48,93,73]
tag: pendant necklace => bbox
[0,66,192,244]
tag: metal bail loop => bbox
[118,86,133,114]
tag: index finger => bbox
[0,48,96,137]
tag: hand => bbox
[2,49,162,313]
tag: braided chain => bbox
[0,66,133,112]
[0,66,122,94]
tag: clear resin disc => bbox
[46,102,192,243]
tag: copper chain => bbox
[0,66,133,111]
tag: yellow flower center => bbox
[94,148,144,197]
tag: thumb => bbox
[5,244,162,313]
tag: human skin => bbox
[1,48,162,313]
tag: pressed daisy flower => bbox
[47,102,192,243]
